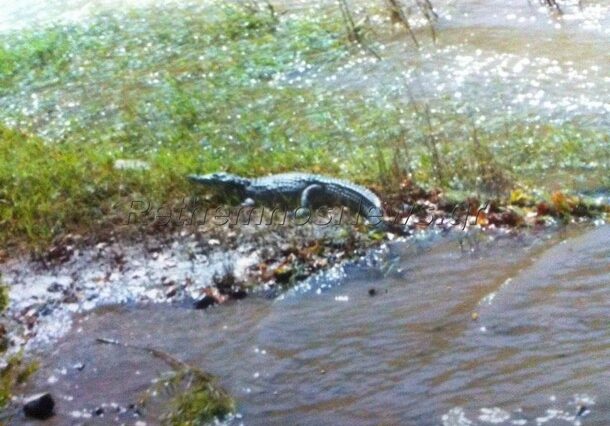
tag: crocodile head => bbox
[187,172,251,197]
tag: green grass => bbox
[0,1,608,248]
[0,282,7,313]
[0,352,40,409]
[0,278,40,409]
[161,369,235,426]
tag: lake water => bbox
[20,225,610,425]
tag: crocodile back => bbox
[251,173,383,217]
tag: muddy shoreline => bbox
[1,187,607,353]
[0,179,607,424]
[3,222,608,425]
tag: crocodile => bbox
[187,172,384,225]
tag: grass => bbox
[0,1,608,249]
[0,352,40,409]
[161,369,235,426]
[0,282,7,313]
[97,336,236,425]
[0,278,40,410]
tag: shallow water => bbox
[313,0,610,129]
[18,225,610,425]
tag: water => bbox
[316,0,610,128]
[0,0,160,32]
[19,225,610,424]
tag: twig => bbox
[95,337,211,377]
[338,0,382,60]
[415,0,437,44]
[541,0,563,15]
[386,0,420,48]
[405,88,445,183]
[418,0,438,20]
[263,0,278,23]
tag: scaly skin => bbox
[187,172,384,225]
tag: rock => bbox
[45,244,74,263]
[228,288,248,300]
[193,295,217,310]
[72,362,85,371]
[113,159,150,171]
[576,405,589,417]
[165,286,178,298]
[273,265,294,284]
[47,282,64,293]
[23,393,55,420]
[61,292,79,304]
[213,270,237,291]
[162,278,176,287]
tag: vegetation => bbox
[96,337,235,425]
[0,282,7,313]
[0,1,608,249]
[0,278,39,410]
[161,369,235,426]
[0,353,40,409]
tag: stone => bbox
[193,295,217,310]
[23,393,55,420]
[72,362,85,371]
[228,289,248,300]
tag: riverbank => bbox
[0,202,606,421]
[2,223,607,424]
[0,1,608,252]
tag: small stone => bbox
[72,362,85,371]
[23,393,55,420]
[229,289,247,300]
[93,406,104,416]
[62,293,79,304]
[471,312,479,321]
[161,276,175,287]
[273,265,294,284]
[193,295,217,310]
[368,288,377,297]
[47,282,63,293]
[127,403,143,416]
[113,159,150,171]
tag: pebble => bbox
[23,393,55,420]
[193,294,217,310]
